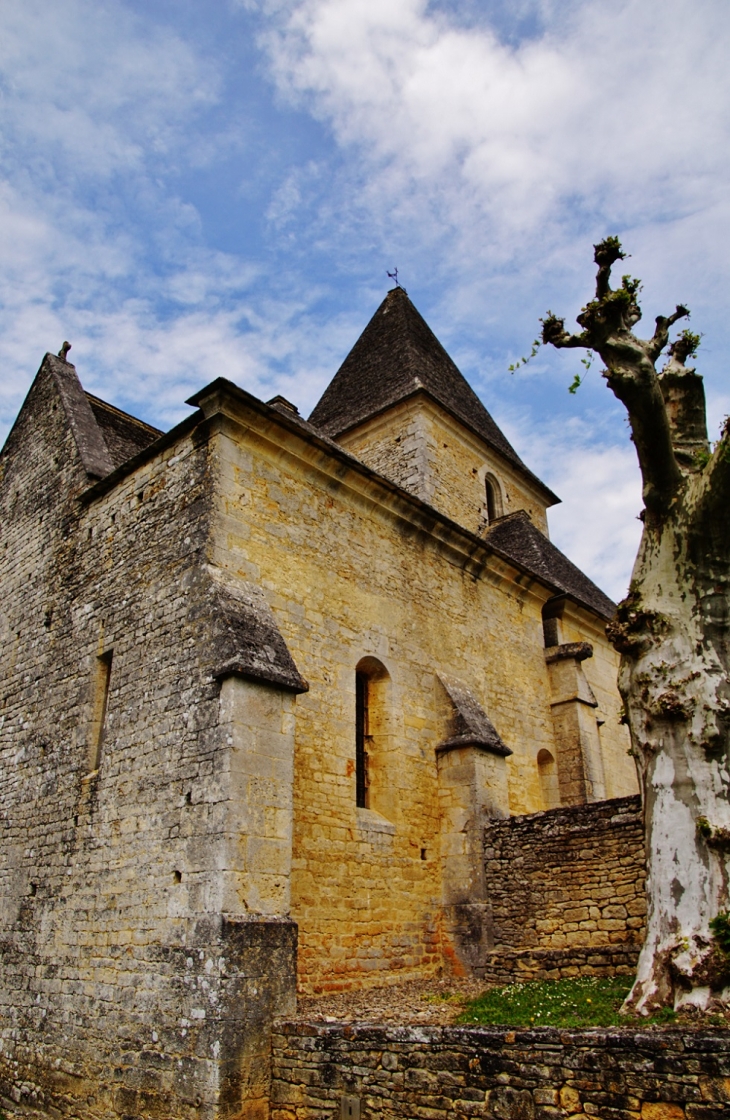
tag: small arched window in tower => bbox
[484,473,503,524]
[537,748,560,809]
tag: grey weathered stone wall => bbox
[482,796,646,984]
[271,1020,730,1119]
[0,367,296,1118]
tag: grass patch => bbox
[457,976,635,1028]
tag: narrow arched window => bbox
[484,473,502,523]
[485,478,497,523]
[355,670,370,808]
[355,657,392,813]
[537,748,560,809]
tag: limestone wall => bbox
[271,1020,730,1119]
[482,796,646,983]
[0,367,640,1116]
[336,392,635,809]
[0,380,296,1118]
[337,394,552,537]
[205,390,580,992]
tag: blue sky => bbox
[1,0,728,599]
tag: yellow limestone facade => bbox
[339,395,551,536]
[0,288,638,1118]
[194,373,636,993]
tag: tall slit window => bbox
[484,473,503,524]
[355,671,370,808]
[354,657,392,815]
[90,650,113,772]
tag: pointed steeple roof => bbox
[309,286,557,502]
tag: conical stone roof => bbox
[308,286,556,501]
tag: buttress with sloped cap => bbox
[308,286,558,503]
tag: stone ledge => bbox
[356,807,396,835]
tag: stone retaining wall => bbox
[271,1021,730,1119]
[481,943,641,987]
[482,796,645,982]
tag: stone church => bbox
[0,287,636,1117]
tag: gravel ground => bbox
[294,978,730,1029]
[295,976,486,1026]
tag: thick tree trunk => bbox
[542,240,730,1013]
[612,498,730,1013]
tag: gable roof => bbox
[1,353,168,485]
[308,286,558,504]
[39,354,115,479]
[86,393,161,469]
[485,511,616,620]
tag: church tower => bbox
[309,285,559,536]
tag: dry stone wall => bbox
[271,1021,730,1120]
[482,796,646,984]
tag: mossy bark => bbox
[543,241,730,1013]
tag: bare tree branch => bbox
[593,235,626,300]
[604,364,684,515]
[648,306,690,362]
[541,239,686,515]
[658,334,710,473]
[540,315,590,350]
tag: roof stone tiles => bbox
[86,393,162,469]
[485,511,616,620]
[308,286,557,503]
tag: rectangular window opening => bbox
[89,650,113,773]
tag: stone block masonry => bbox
[482,796,646,984]
[0,344,638,1115]
[0,361,300,1118]
[271,1020,730,1120]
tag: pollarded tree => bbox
[541,238,730,1015]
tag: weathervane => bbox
[387,268,401,288]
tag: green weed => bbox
[457,976,633,1028]
[710,910,730,956]
[422,990,462,1004]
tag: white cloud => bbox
[258,0,730,281]
[546,444,643,603]
[0,0,305,435]
[0,0,217,180]
[249,0,729,595]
